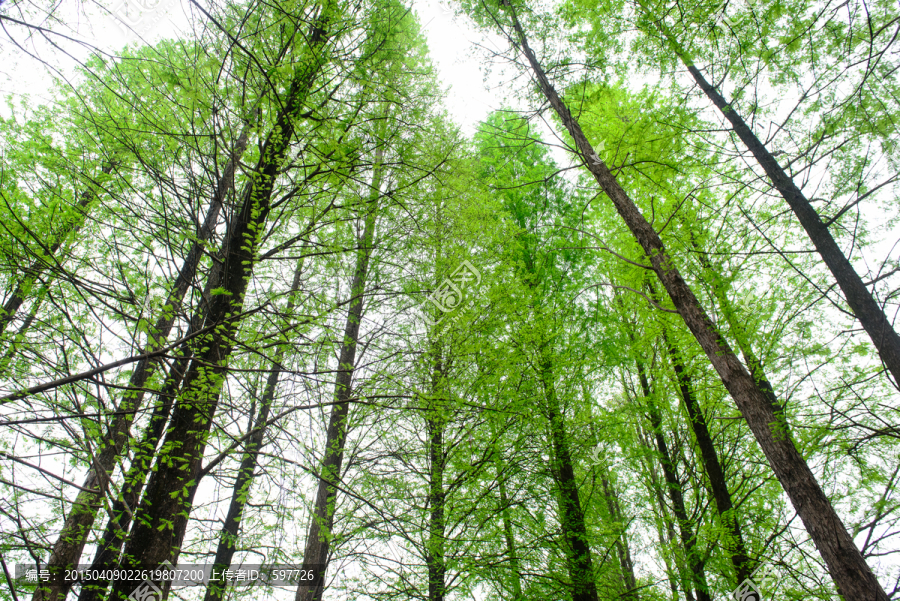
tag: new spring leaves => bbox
[422,261,487,335]
[732,563,781,601]
[713,0,762,32]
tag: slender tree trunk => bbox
[662,333,752,584]
[500,6,888,600]
[638,423,689,601]
[611,485,638,597]
[294,144,383,601]
[425,349,446,601]
[202,259,305,601]
[637,12,900,387]
[687,231,788,431]
[600,475,638,601]
[692,62,900,388]
[635,361,710,601]
[495,452,523,600]
[107,11,336,599]
[1,161,116,335]
[33,114,254,601]
[0,280,49,373]
[540,355,598,601]
[78,257,226,601]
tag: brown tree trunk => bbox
[541,355,599,601]
[493,446,523,600]
[685,61,900,390]
[500,6,888,600]
[633,1,900,389]
[78,257,225,601]
[425,348,446,601]
[107,10,336,599]
[687,231,789,432]
[662,333,752,584]
[638,422,691,601]
[33,114,254,601]
[599,475,638,600]
[294,144,383,601]
[635,361,710,601]
[202,260,305,601]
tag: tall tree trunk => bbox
[541,355,599,601]
[687,231,788,432]
[662,333,752,584]
[635,361,710,601]
[425,348,446,601]
[494,449,523,600]
[1,161,116,335]
[0,280,49,373]
[107,10,336,599]
[33,113,254,601]
[690,62,900,388]
[202,259,305,601]
[294,144,383,601]
[637,10,900,388]
[638,422,689,601]
[78,256,225,601]
[499,6,888,600]
[599,475,638,601]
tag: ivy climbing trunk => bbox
[107,8,336,599]
[498,4,889,600]
[202,259,306,601]
[33,114,254,601]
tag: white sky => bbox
[0,0,507,131]
[3,0,897,598]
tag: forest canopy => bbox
[0,0,898,600]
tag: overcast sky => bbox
[0,0,509,132]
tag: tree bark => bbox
[494,451,523,600]
[425,348,446,601]
[33,112,254,601]
[638,422,690,601]
[294,144,383,601]
[600,475,638,601]
[107,10,336,599]
[500,6,888,600]
[635,361,710,601]
[541,355,599,601]
[202,259,305,601]
[686,61,900,389]
[634,0,900,388]
[662,333,751,584]
[687,231,789,433]
[78,257,225,601]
